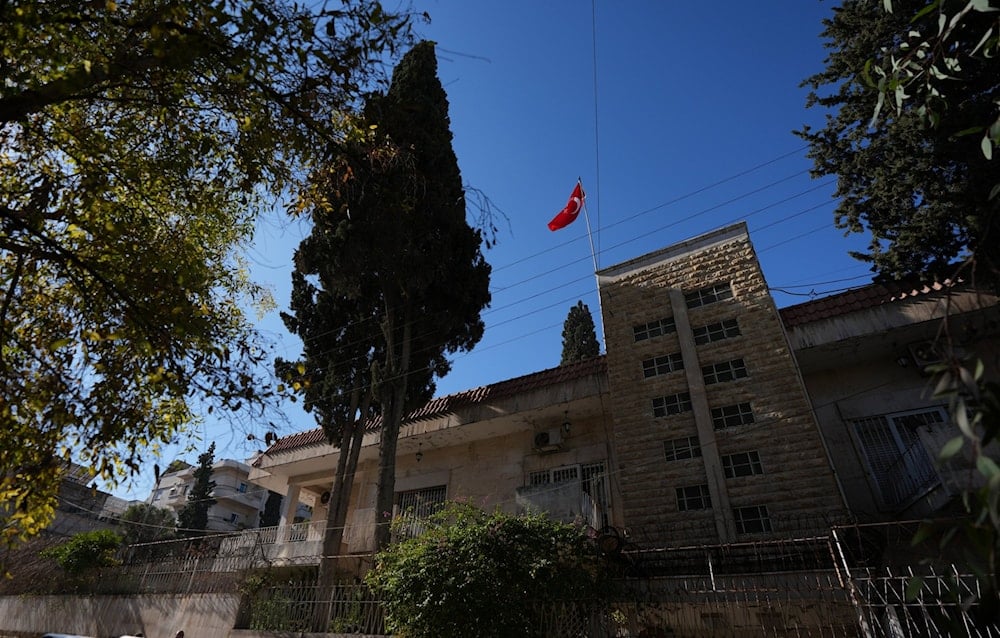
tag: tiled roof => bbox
[260,356,608,457]
[779,280,955,328]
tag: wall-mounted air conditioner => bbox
[907,340,945,371]
[533,428,564,452]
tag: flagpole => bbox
[578,179,606,351]
[579,178,598,274]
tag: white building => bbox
[149,458,279,532]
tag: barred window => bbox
[633,317,677,342]
[676,484,712,511]
[722,451,764,478]
[712,403,755,429]
[734,505,772,534]
[685,283,733,308]
[396,485,448,539]
[664,436,702,462]
[703,359,748,385]
[693,318,741,345]
[643,352,684,378]
[653,392,692,418]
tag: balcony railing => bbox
[878,441,940,509]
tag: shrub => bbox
[40,529,122,575]
[366,502,609,638]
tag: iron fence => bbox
[5,520,1000,636]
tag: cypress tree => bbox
[560,301,600,365]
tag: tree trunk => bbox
[373,298,412,552]
[312,390,370,631]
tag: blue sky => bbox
[116,1,878,499]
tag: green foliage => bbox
[797,0,1000,284]
[366,503,609,638]
[911,354,1000,628]
[560,300,601,365]
[0,0,413,547]
[41,529,122,575]
[177,442,216,535]
[119,503,177,545]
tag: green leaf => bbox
[904,577,924,602]
[940,436,965,460]
[982,134,994,160]
[48,338,72,351]
[978,455,1000,478]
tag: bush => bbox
[40,529,121,575]
[366,502,609,638]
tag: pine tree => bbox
[797,0,1000,283]
[289,40,491,555]
[177,443,216,536]
[560,301,600,365]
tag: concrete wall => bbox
[0,593,239,637]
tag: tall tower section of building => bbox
[597,222,845,546]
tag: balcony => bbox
[219,521,326,565]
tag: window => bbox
[643,352,684,378]
[734,505,772,534]
[153,489,164,501]
[664,436,702,461]
[703,359,748,385]
[653,392,692,418]
[633,317,676,342]
[685,283,733,309]
[397,485,448,538]
[722,451,764,478]
[852,408,943,508]
[529,464,580,486]
[228,513,240,524]
[676,484,711,511]
[528,462,611,528]
[693,318,741,345]
[238,482,248,493]
[712,403,755,429]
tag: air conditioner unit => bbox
[908,340,945,370]
[533,428,564,452]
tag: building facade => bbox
[151,458,272,532]
[247,222,1000,562]
[596,222,846,547]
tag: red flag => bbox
[547,182,585,231]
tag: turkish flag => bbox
[547,182,585,231]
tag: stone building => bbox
[247,221,1000,562]
[596,222,846,546]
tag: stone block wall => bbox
[597,222,845,547]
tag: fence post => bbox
[188,556,199,594]
[830,527,874,638]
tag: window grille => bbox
[852,408,943,508]
[396,485,448,539]
[664,436,702,461]
[722,451,763,478]
[653,392,692,417]
[633,317,676,342]
[643,352,684,378]
[676,484,711,511]
[712,403,755,429]
[685,283,733,308]
[703,359,748,385]
[529,465,581,486]
[693,318,741,345]
[734,505,772,534]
